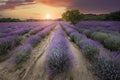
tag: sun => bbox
[45,14,52,19]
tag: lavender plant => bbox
[104,35,120,51]
[94,57,120,80]
[38,26,53,38]
[14,44,33,64]
[79,39,100,60]
[29,27,43,35]
[62,26,76,35]
[25,34,41,47]
[46,27,73,76]
[0,36,22,55]
[91,32,108,43]
[81,29,93,37]
[69,32,86,44]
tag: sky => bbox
[0,0,120,19]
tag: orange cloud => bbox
[0,0,120,14]
[0,0,35,10]
[35,0,71,7]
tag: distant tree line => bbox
[0,10,120,23]
[105,11,120,21]
[0,18,41,22]
[62,10,120,24]
[84,11,120,21]
[0,18,22,22]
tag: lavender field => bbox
[0,21,120,80]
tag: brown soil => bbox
[67,38,99,80]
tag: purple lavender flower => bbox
[25,34,41,47]
[79,39,100,60]
[0,36,22,55]
[94,57,120,80]
[46,27,73,76]
[91,32,109,43]
[38,26,54,38]
[62,25,77,35]
[69,32,87,44]
[29,27,43,35]
[14,44,33,64]
[104,35,120,51]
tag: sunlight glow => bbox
[0,3,66,19]
[46,14,51,19]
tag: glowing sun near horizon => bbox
[45,14,52,19]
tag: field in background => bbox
[0,21,120,80]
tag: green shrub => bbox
[82,29,93,37]
[29,30,37,35]
[104,36,120,51]
[69,32,86,44]
[95,58,120,80]
[79,39,100,60]
[15,44,32,64]
[91,32,108,43]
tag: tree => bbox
[105,11,120,21]
[62,9,84,25]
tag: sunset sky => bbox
[0,0,120,19]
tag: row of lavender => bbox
[0,23,34,56]
[0,22,55,63]
[0,22,54,38]
[45,25,73,78]
[73,22,120,52]
[62,23,120,80]
[14,24,55,64]
[0,22,49,56]
[76,21,120,33]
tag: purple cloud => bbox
[0,0,120,13]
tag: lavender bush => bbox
[15,44,33,64]
[91,32,108,43]
[29,27,43,35]
[62,26,76,35]
[46,27,73,76]
[25,34,41,47]
[69,32,86,44]
[94,57,120,80]
[0,36,22,55]
[104,36,120,51]
[79,39,100,60]
[10,28,30,35]
[38,26,53,38]
[81,29,93,37]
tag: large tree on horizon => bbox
[62,9,84,25]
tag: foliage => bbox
[0,36,22,55]
[91,32,108,43]
[104,36,120,51]
[0,18,22,22]
[46,27,73,75]
[105,11,120,21]
[26,34,41,47]
[62,9,84,25]
[94,58,120,80]
[70,32,86,44]
[79,39,100,60]
[15,44,32,64]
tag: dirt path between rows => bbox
[0,26,99,80]
[67,38,99,80]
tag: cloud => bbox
[0,14,3,18]
[0,0,120,13]
[36,0,120,13]
[0,0,35,10]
